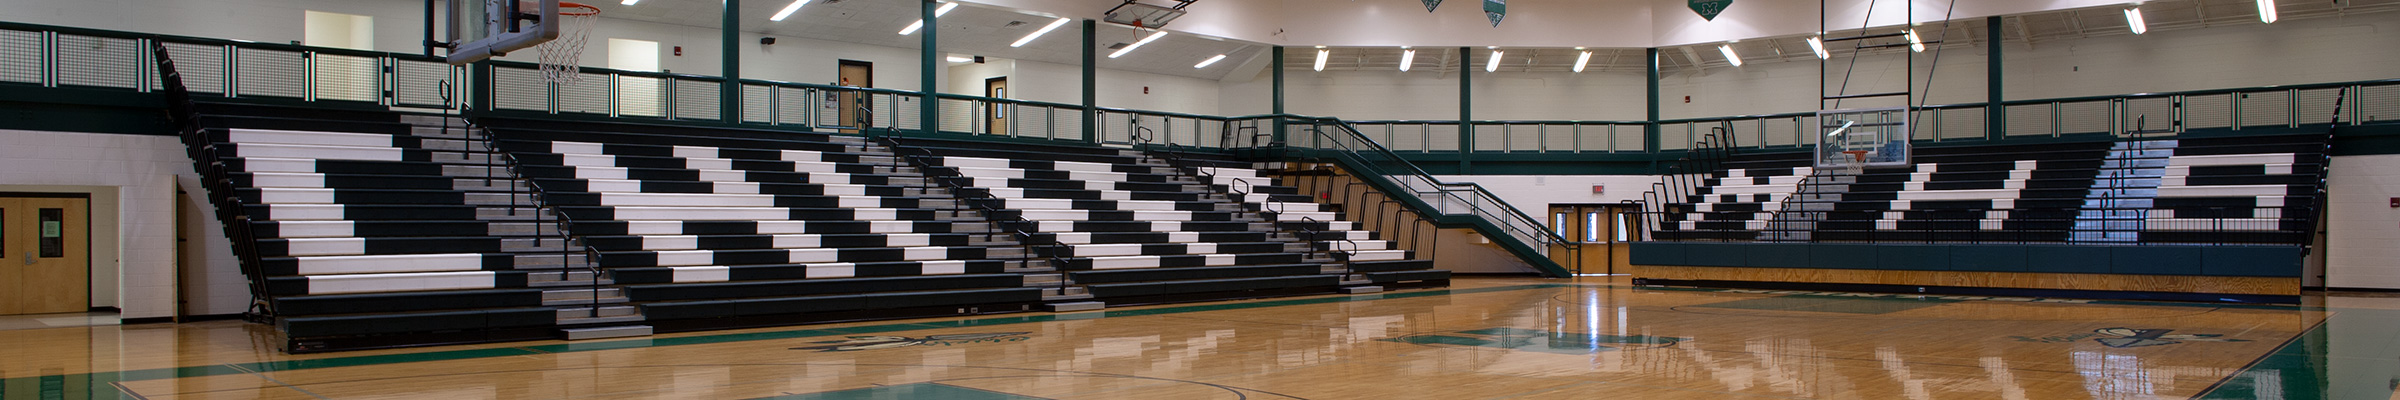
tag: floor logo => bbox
[791,332,1032,352]
[1382,328,1683,354]
[2089,327,2248,348]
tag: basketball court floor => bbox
[2,277,2394,399]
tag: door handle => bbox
[21,252,31,265]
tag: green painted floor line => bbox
[2193,308,2400,400]
[0,284,1572,399]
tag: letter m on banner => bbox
[1690,0,1732,20]
[1484,0,1506,26]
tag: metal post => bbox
[1272,46,1286,146]
[921,0,939,134]
[724,0,741,123]
[1081,19,1097,143]
[1459,46,1474,174]
[1986,16,2005,140]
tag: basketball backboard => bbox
[1813,107,1911,169]
[447,0,562,65]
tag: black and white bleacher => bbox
[194,103,577,351]
[480,120,1042,331]
[893,136,1445,303]
[2127,133,2326,244]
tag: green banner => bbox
[1484,0,1506,27]
[1422,0,1441,12]
[1690,0,1732,21]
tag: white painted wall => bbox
[302,10,375,51]
[2325,154,2400,290]
[0,130,235,319]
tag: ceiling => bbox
[589,0,1268,81]
[583,0,2396,79]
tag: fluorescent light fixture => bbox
[1484,50,1501,72]
[1108,30,1168,58]
[946,56,973,63]
[770,0,812,21]
[1313,49,1329,71]
[2123,7,2147,34]
[1905,29,1925,52]
[621,0,639,4]
[1012,17,1070,47]
[898,2,959,35]
[1572,50,1591,73]
[1807,37,1829,59]
[1717,44,1742,67]
[1194,54,1226,68]
[2257,0,2278,23]
[1398,48,1416,72]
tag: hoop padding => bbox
[536,2,600,84]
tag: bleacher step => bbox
[1342,286,1384,294]
[560,325,653,340]
[1339,280,1376,286]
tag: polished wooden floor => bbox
[5,277,2399,399]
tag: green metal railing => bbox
[1268,116,1581,276]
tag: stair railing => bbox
[453,107,608,317]
[151,41,280,321]
[1264,116,1577,276]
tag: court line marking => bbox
[0,283,2350,399]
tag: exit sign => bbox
[1592,185,1605,194]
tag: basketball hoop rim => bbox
[558,1,600,16]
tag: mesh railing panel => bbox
[2005,104,2053,136]
[2185,94,2233,129]
[1541,124,1575,152]
[55,34,141,89]
[0,29,39,84]
[2241,90,2291,127]
[775,86,814,127]
[1575,125,1610,152]
[392,60,453,108]
[492,67,547,112]
[1616,125,1646,151]
[2057,100,2111,135]
[2298,88,2347,125]
[618,76,665,117]
[1658,123,1691,151]
[1938,108,1984,140]
[1764,117,1801,147]
[311,53,378,102]
[1469,124,1501,151]
[234,48,304,98]
[742,84,773,124]
[2364,84,2400,124]
[159,42,225,94]
[671,79,720,120]
[557,79,608,115]
[2122,97,2176,134]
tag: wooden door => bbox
[1549,204,1635,275]
[984,77,1009,136]
[1,196,89,315]
[836,60,874,133]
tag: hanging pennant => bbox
[1484,0,1506,27]
[1690,0,1733,21]
[1422,0,1442,12]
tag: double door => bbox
[1,196,88,315]
[1548,204,1639,275]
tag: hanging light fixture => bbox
[1717,44,1742,67]
[1572,47,1592,73]
[1807,37,1829,59]
[2123,7,2148,35]
[1398,47,1416,72]
[1485,48,1502,72]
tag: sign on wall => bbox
[1484,0,1506,26]
[1690,0,1733,21]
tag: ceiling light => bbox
[1572,51,1591,73]
[1717,44,1742,67]
[1313,49,1329,71]
[946,56,973,63]
[2123,7,2147,34]
[898,2,959,35]
[1108,30,1168,58]
[770,0,812,21]
[1398,48,1416,72]
[1904,30,1924,52]
[621,0,639,4]
[1807,37,1829,59]
[1484,50,1501,72]
[1195,54,1226,68]
[1012,17,1070,47]
[2257,0,2278,23]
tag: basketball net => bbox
[536,2,601,85]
